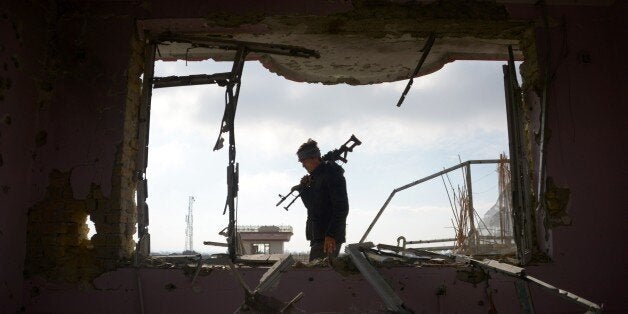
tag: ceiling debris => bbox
[141,1,528,85]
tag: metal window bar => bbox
[458,256,602,313]
[359,159,509,244]
[503,46,534,264]
[237,225,294,233]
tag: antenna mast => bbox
[185,196,195,253]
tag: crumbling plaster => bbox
[2,0,143,302]
[507,2,628,310]
[21,8,145,282]
[146,1,529,85]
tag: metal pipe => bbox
[465,163,477,246]
[468,159,506,165]
[153,72,231,88]
[359,159,509,244]
[467,257,602,313]
[406,238,457,244]
[412,245,456,251]
[395,161,469,191]
[158,34,320,59]
[396,33,436,107]
[345,244,412,313]
[359,191,397,243]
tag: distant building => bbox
[237,225,293,255]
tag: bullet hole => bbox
[75,49,87,63]
[478,300,484,306]
[578,51,592,64]
[165,283,177,291]
[351,292,356,297]
[0,77,12,101]
[11,55,19,68]
[436,284,446,296]
[86,215,96,239]
[11,21,20,40]
[308,277,314,282]
[35,130,47,147]
[3,114,11,125]
[326,18,345,34]
[400,286,405,291]
[39,81,53,92]
[1,186,9,194]
[30,286,40,298]
[0,153,3,167]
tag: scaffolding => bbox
[360,158,516,256]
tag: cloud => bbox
[146,59,513,252]
[152,59,510,158]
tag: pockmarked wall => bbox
[1,1,142,311]
[0,1,47,309]
[508,2,628,311]
[0,0,626,313]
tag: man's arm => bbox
[325,169,349,242]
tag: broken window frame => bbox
[503,46,535,265]
[135,41,156,261]
[136,35,537,265]
[134,35,319,262]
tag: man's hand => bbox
[324,236,337,254]
[300,175,311,187]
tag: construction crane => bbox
[184,196,195,253]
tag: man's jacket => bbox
[300,161,349,244]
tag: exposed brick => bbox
[24,31,145,283]
[104,213,121,224]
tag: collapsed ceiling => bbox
[139,1,531,85]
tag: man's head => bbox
[297,139,321,173]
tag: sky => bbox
[144,58,517,254]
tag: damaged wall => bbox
[18,0,143,280]
[21,266,528,313]
[0,2,47,308]
[146,0,529,84]
[1,0,144,310]
[0,0,627,312]
[508,2,628,311]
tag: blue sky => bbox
[145,59,515,253]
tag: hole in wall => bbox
[132,189,139,243]
[86,215,96,240]
[147,58,523,257]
